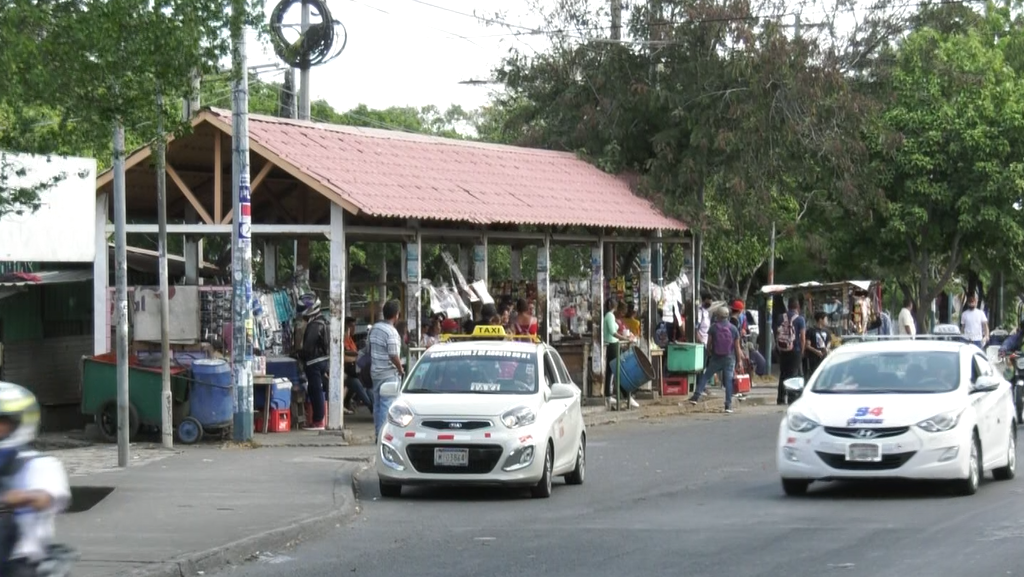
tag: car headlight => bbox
[501,406,536,429]
[1015,358,1024,371]
[787,411,819,433]
[387,403,414,428]
[916,408,964,433]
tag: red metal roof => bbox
[206,108,687,231]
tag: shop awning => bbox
[0,269,93,300]
[759,280,875,295]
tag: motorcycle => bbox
[1003,352,1024,425]
[0,504,77,577]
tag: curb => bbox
[115,460,372,577]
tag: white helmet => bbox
[0,381,40,451]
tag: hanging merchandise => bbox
[441,251,477,302]
[471,280,494,305]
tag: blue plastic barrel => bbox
[611,348,656,393]
[190,359,234,428]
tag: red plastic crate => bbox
[662,375,690,396]
[256,408,291,433]
[734,373,751,394]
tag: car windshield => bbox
[810,350,960,394]
[403,348,538,395]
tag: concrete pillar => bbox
[263,241,277,287]
[591,241,604,396]
[536,236,550,342]
[405,230,422,360]
[327,205,346,431]
[378,250,388,318]
[184,206,199,284]
[511,247,522,282]
[93,192,109,355]
[473,239,487,284]
[458,245,470,279]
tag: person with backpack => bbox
[689,306,745,413]
[775,297,807,405]
[298,296,330,430]
[0,383,71,577]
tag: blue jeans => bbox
[690,354,736,409]
[303,359,328,423]
[345,376,373,410]
[372,374,401,440]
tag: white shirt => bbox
[961,308,988,341]
[10,453,70,561]
[897,307,916,336]
[696,307,710,344]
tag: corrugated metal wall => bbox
[2,336,92,404]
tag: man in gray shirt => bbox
[370,300,405,439]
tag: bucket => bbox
[611,347,655,393]
[190,359,234,428]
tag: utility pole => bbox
[182,71,201,123]
[113,123,130,467]
[231,0,254,442]
[765,222,775,372]
[611,0,622,40]
[156,89,173,449]
[298,1,311,120]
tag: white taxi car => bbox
[777,338,1017,496]
[375,326,586,499]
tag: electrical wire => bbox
[269,0,349,69]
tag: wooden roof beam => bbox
[166,163,214,224]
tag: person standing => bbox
[603,297,636,409]
[370,300,405,440]
[804,312,831,376]
[298,296,329,430]
[776,297,807,405]
[897,298,916,336]
[960,294,988,348]
[689,307,743,413]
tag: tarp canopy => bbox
[759,280,876,295]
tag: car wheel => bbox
[781,478,810,496]
[379,480,402,498]
[565,434,586,486]
[993,424,1017,481]
[531,443,554,499]
[953,432,982,496]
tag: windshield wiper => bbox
[406,389,443,394]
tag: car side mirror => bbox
[549,383,577,400]
[783,377,806,392]
[378,380,401,397]
[971,375,1001,394]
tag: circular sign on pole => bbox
[239,222,251,240]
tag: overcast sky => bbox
[246,0,553,115]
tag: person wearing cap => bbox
[0,383,70,576]
[689,306,744,413]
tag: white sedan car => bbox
[777,338,1017,496]
[375,330,586,499]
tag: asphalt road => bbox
[212,405,1024,577]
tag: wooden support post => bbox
[214,132,223,223]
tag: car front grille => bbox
[406,444,504,474]
[816,451,917,471]
[420,420,493,431]
[824,426,910,440]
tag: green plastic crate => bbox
[667,343,705,373]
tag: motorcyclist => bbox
[0,382,70,577]
[997,320,1024,357]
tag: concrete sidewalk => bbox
[57,445,373,577]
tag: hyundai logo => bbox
[448,422,463,429]
[855,429,877,439]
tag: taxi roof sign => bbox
[439,324,541,344]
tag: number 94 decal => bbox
[847,406,884,426]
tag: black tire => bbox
[564,434,586,486]
[781,478,810,496]
[531,443,554,498]
[953,432,982,496]
[993,424,1017,481]
[1015,386,1023,424]
[96,401,140,443]
[379,480,402,498]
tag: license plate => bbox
[846,443,882,462]
[434,448,469,467]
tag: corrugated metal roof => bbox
[206,108,687,232]
[0,269,92,286]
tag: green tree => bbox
[865,24,1024,328]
